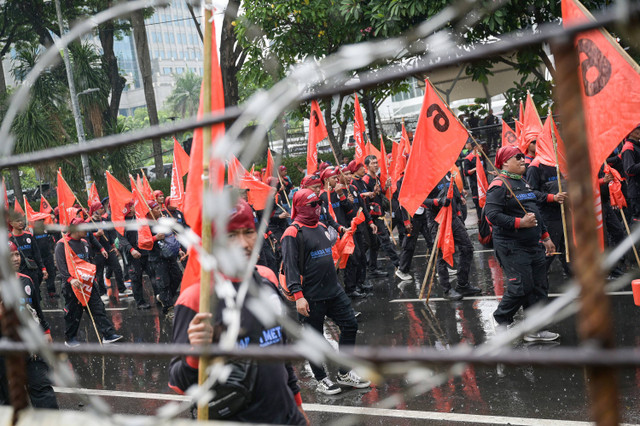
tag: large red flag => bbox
[132,187,154,250]
[170,157,186,211]
[57,169,77,226]
[502,121,517,147]
[39,195,52,214]
[106,172,133,235]
[562,0,640,174]
[141,173,154,200]
[367,141,381,162]
[398,79,468,215]
[88,182,100,207]
[12,198,24,216]
[353,94,367,164]
[379,136,390,199]
[24,195,48,222]
[227,155,247,186]
[476,156,489,209]
[63,237,95,306]
[307,100,328,175]
[435,180,456,267]
[523,92,543,144]
[173,137,190,178]
[531,116,569,176]
[390,124,411,195]
[263,150,275,183]
[182,16,226,292]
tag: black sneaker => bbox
[360,282,373,291]
[64,338,81,348]
[443,288,463,301]
[103,334,123,344]
[456,285,482,296]
[346,290,366,299]
[368,269,388,277]
[137,302,151,310]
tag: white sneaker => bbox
[395,269,412,281]
[100,294,109,304]
[124,288,133,295]
[336,370,371,389]
[524,330,560,342]
[317,377,342,395]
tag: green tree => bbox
[166,71,202,118]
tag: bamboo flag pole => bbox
[276,173,292,208]
[424,247,440,302]
[429,80,529,215]
[619,209,640,269]
[419,223,442,299]
[197,5,213,421]
[549,109,571,264]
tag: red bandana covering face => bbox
[292,189,320,226]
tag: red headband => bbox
[495,146,522,169]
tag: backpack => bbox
[158,233,181,258]
[278,223,304,302]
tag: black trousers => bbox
[366,217,400,270]
[399,213,432,274]
[299,291,358,380]
[151,256,183,307]
[629,197,640,221]
[94,251,125,295]
[63,281,116,340]
[41,255,57,294]
[20,268,42,302]
[544,218,571,276]
[0,356,58,409]
[427,214,473,291]
[127,254,151,306]
[392,214,407,248]
[492,238,548,325]
[344,230,367,293]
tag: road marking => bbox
[43,307,129,313]
[52,388,633,425]
[390,291,633,303]
[377,249,494,261]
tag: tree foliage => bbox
[165,70,202,118]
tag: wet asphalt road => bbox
[38,215,640,424]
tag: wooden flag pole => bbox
[419,223,442,299]
[276,173,292,208]
[619,209,640,269]
[549,109,571,264]
[424,247,440,303]
[428,80,529,215]
[197,5,213,421]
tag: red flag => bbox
[227,155,247,186]
[39,195,52,214]
[141,173,154,200]
[239,172,274,211]
[476,157,489,209]
[88,182,100,207]
[136,174,143,193]
[531,116,569,176]
[132,187,154,250]
[368,141,381,163]
[502,121,517,147]
[263,150,275,183]
[604,164,627,209]
[63,237,95,306]
[399,79,469,215]
[435,181,456,267]
[106,172,133,235]
[307,100,328,175]
[173,137,190,178]
[183,16,225,238]
[12,198,24,217]
[562,0,640,175]
[24,195,48,222]
[379,137,390,199]
[57,169,77,226]
[450,165,465,192]
[523,92,543,144]
[170,156,186,211]
[518,101,524,129]
[390,124,411,195]
[333,210,366,269]
[353,94,367,164]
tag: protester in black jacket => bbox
[620,124,640,220]
[169,198,308,424]
[282,189,370,395]
[88,202,127,297]
[9,211,47,301]
[485,146,559,342]
[32,219,58,298]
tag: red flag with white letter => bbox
[398,79,468,215]
[170,157,185,211]
[307,100,328,175]
[63,237,95,306]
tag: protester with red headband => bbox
[486,146,559,342]
[0,241,58,408]
[54,217,122,347]
[278,165,294,194]
[170,198,308,424]
[282,189,370,395]
[153,190,165,207]
[8,210,48,301]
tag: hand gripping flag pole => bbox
[549,107,571,264]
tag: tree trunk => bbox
[0,59,6,96]
[98,19,126,130]
[220,0,243,110]
[322,97,343,162]
[130,10,163,177]
[363,94,378,145]
[9,168,21,205]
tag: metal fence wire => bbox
[1,0,640,425]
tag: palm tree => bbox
[166,71,202,118]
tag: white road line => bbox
[390,291,633,303]
[51,388,632,426]
[43,307,129,313]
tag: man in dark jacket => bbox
[9,211,47,301]
[485,146,559,342]
[54,217,122,347]
[620,124,640,220]
[282,189,370,395]
[169,198,308,424]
